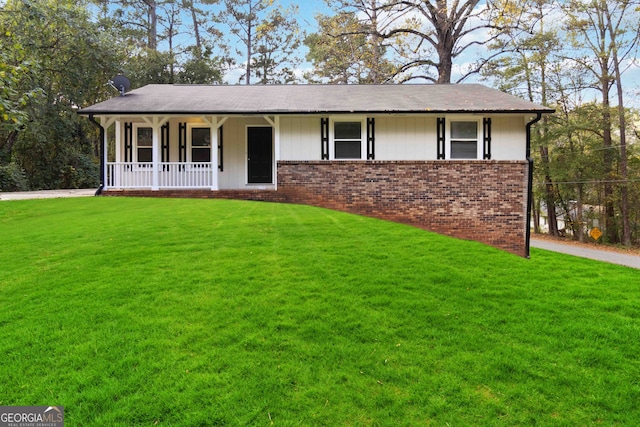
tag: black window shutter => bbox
[178,122,187,163]
[437,118,446,159]
[367,118,375,160]
[218,125,224,171]
[483,118,492,160]
[124,122,133,162]
[321,118,329,160]
[161,123,170,162]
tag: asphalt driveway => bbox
[531,237,640,269]
[0,188,96,201]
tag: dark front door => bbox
[248,127,273,183]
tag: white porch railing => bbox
[106,162,215,189]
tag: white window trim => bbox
[132,123,153,165]
[445,116,484,160]
[187,123,212,163]
[329,116,366,160]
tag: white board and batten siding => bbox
[279,115,437,161]
[374,116,436,160]
[279,116,321,161]
[489,116,527,161]
[278,115,527,162]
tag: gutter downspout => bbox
[525,113,542,258]
[88,114,105,196]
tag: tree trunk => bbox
[576,184,585,242]
[1,130,19,154]
[244,1,254,85]
[145,0,158,50]
[605,4,631,245]
[601,80,617,243]
[369,0,380,84]
[190,3,202,52]
[535,47,557,237]
[540,145,559,236]
[434,0,455,84]
[167,7,175,83]
[246,24,252,85]
[436,45,452,84]
[532,199,541,234]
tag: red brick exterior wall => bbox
[276,161,530,256]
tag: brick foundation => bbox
[102,188,288,202]
[276,161,529,256]
[102,160,530,256]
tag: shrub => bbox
[0,162,29,191]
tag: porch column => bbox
[143,116,169,191]
[201,116,228,191]
[114,120,121,171]
[210,119,218,191]
[152,125,160,190]
[100,116,116,191]
[264,116,280,190]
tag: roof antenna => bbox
[108,75,131,97]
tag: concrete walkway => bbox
[0,188,96,201]
[531,237,640,269]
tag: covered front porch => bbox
[94,114,280,191]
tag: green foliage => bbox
[95,0,226,87]
[220,0,304,84]
[0,0,121,189]
[252,5,302,84]
[482,0,562,103]
[124,48,177,86]
[1,198,639,425]
[0,163,29,191]
[175,47,223,84]
[11,106,100,189]
[0,33,42,132]
[483,0,640,244]
[532,102,640,244]
[304,12,396,84]
[560,0,640,245]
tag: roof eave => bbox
[78,108,555,116]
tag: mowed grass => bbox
[0,198,638,426]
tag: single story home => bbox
[78,84,553,257]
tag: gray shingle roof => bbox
[79,84,553,115]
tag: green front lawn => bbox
[0,198,638,425]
